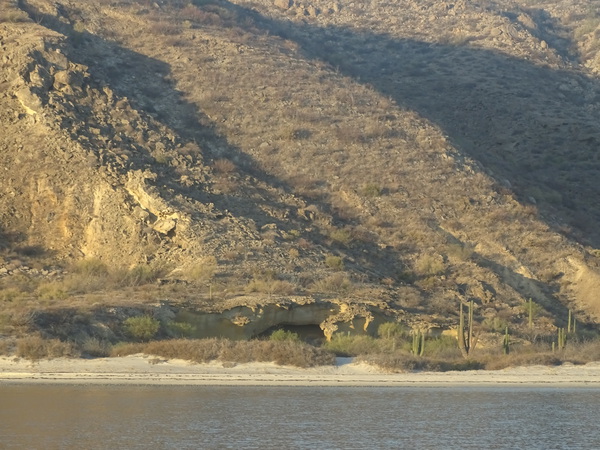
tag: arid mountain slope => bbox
[1,0,600,335]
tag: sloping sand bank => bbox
[2,356,600,386]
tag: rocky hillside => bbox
[1,0,600,340]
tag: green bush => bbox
[269,329,300,342]
[124,316,161,341]
[324,255,344,270]
[166,321,196,338]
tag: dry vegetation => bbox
[1,0,600,369]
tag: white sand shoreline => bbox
[2,355,600,387]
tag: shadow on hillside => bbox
[276,19,600,247]
[184,0,600,248]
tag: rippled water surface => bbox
[2,385,600,449]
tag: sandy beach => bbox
[2,355,600,387]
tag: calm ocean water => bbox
[1,385,599,449]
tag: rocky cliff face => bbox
[1,0,600,337]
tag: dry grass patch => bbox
[16,336,80,361]
[311,273,352,295]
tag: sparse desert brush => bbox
[35,281,69,301]
[482,316,509,333]
[213,158,236,174]
[149,20,182,36]
[220,340,334,368]
[181,256,217,283]
[358,352,483,372]
[245,277,296,296]
[377,322,407,339]
[80,337,112,357]
[212,176,238,194]
[445,243,473,261]
[0,287,27,303]
[0,337,14,355]
[360,183,382,197]
[329,228,353,246]
[415,254,445,276]
[297,238,312,250]
[109,338,334,367]
[324,333,383,356]
[311,272,352,295]
[178,5,222,25]
[16,336,80,360]
[72,258,109,277]
[116,261,171,287]
[281,126,311,141]
[0,9,30,23]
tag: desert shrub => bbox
[64,258,110,293]
[110,342,146,357]
[35,282,69,301]
[123,316,161,341]
[108,338,334,368]
[377,322,407,339]
[16,336,79,360]
[358,352,484,372]
[482,316,509,333]
[166,321,196,338]
[445,243,473,261]
[150,21,182,35]
[220,340,334,368]
[415,254,445,276]
[117,262,170,287]
[0,338,14,355]
[361,183,382,197]
[311,273,352,295]
[143,339,223,363]
[324,254,344,270]
[482,348,562,370]
[72,258,109,276]
[181,256,218,283]
[0,288,27,302]
[245,278,295,296]
[1,272,38,293]
[80,337,112,357]
[269,329,300,342]
[324,333,383,356]
[213,158,236,174]
[329,228,353,246]
[423,336,462,359]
